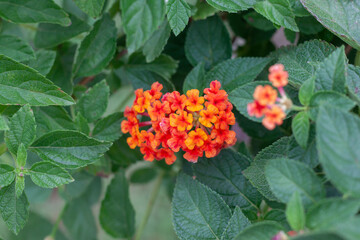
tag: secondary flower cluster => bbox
[121,81,236,164]
[247,64,292,130]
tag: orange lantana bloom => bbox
[268,64,289,88]
[186,89,204,112]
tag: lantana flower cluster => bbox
[121,81,236,165]
[247,64,292,130]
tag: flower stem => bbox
[355,50,360,67]
[49,203,68,239]
[291,105,307,112]
[134,170,165,240]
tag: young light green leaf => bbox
[300,0,360,50]
[73,0,105,18]
[286,191,305,231]
[308,91,355,120]
[15,175,25,199]
[143,20,171,62]
[16,144,27,168]
[315,46,347,93]
[306,198,360,230]
[265,158,325,206]
[292,111,310,149]
[0,115,8,131]
[29,162,73,188]
[0,35,35,62]
[75,113,90,135]
[185,15,232,70]
[172,173,232,240]
[23,50,56,76]
[206,57,271,92]
[183,62,206,93]
[317,107,360,197]
[73,14,117,77]
[121,0,165,53]
[254,0,299,32]
[0,55,75,106]
[233,221,284,240]
[0,164,15,188]
[30,130,112,169]
[0,182,29,235]
[279,40,335,86]
[35,14,91,49]
[76,80,109,122]
[92,112,123,142]
[5,105,36,155]
[0,0,70,26]
[193,1,218,20]
[206,0,256,12]
[100,170,135,238]
[221,206,251,240]
[166,0,191,36]
[193,149,262,210]
[299,76,315,106]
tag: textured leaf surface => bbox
[193,149,262,210]
[30,162,73,188]
[301,0,360,50]
[73,0,105,17]
[5,105,36,155]
[93,112,123,142]
[206,0,256,12]
[0,0,70,26]
[166,0,191,36]
[317,107,360,197]
[286,191,305,231]
[221,206,251,240]
[172,173,231,240]
[0,35,34,62]
[121,0,165,53]
[143,21,171,62]
[73,14,117,77]
[30,130,112,169]
[0,55,74,106]
[183,62,206,93]
[0,164,15,188]
[234,221,284,240]
[24,50,56,76]
[0,182,29,235]
[185,15,231,70]
[347,65,360,104]
[292,111,310,149]
[265,158,324,206]
[100,170,135,238]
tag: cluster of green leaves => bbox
[0,0,359,239]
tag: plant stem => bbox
[134,170,165,240]
[49,203,68,239]
[291,105,307,112]
[355,50,360,67]
[70,105,76,121]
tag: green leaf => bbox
[5,105,36,155]
[193,1,218,20]
[286,191,305,231]
[289,0,310,16]
[121,0,165,53]
[299,76,315,106]
[35,14,91,49]
[73,14,117,77]
[221,206,251,240]
[0,0,70,26]
[16,144,27,168]
[30,130,112,169]
[0,55,75,106]
[59,171,97,201]
[143,20,172,62]
[172,173,232,240]
[292,112,310,149]
[185,15,231,70]
[183,62,206,93]
[166,0,191,36]
[316,107,360,197]
[73,0,105,18]
[300,0,360,50]
[205,0,256,12]
[243,11,276,31]
[92,112,123,142]
[265,158,325,206]
[233,221,284,240]
[129,167,157,184]
[100,170,135,238]
[29,162,73,188]
[306,198,360,230]
[244,135,319,201]
[292,232,346,240]
[106,137,142,168]
[0,164,15,188]
[284,29,297,43]
[0,115,8,131]
[308,91,355,120]
[278,40,336,86]
[0,182,29,235]
[347,64,360,104]
[24,50,56,76]
[254,0,299,32]
[15,175,25,199]
[315,46,347,93]
[332,216,360,240]
[206,57,271,92]
[76,80,109,122]
[193,149,262,210]
[75,113,90,135]
[0,35,35,62]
